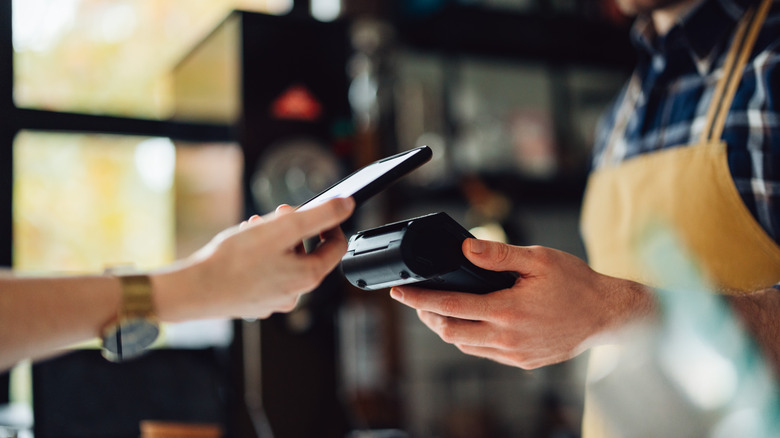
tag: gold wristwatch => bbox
[101,274,160,362]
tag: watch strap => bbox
[117,274,155,318]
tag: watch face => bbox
[102,318,160,362]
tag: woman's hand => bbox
[153,197,355,321]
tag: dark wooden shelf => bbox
[396,4,635,69]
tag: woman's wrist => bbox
[150,259,202,324]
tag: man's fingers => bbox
[390,286,494,321]
[416,309,501,347]
[454,344,532,369]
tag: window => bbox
[13,131,176,272]
[12,0,291,119]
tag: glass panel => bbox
[173,141,243,259]
[168,141,242,349]
[13,131,176,273]
[12,0,292,119]
[13,132,244,274]
[452,58,557,178]
[171,14,242,124]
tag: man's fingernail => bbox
[390,288,403,301]
[469,239,486,254]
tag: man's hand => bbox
[390,239,656,369]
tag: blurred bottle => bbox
[587,227,780,438]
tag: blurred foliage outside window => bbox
[13,131,176,273]
[12,0,291,119]
[13,132,244,274]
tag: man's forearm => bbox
[727,288,780,375]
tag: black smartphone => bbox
[297,145,432,210]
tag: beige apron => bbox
[579,0,779,436]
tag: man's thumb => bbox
[462,238,520,272]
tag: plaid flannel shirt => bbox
[592,0,780,245]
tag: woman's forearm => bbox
[0,275,121,370]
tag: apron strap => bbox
[700,0,773,144]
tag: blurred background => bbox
[0,0,636,437]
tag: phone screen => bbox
[297,146,431,211]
